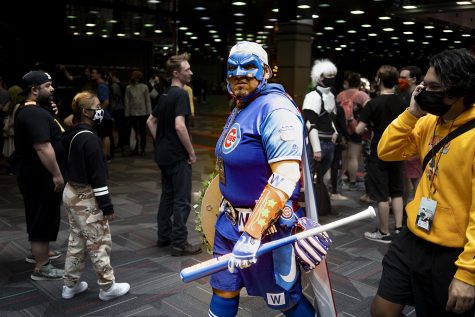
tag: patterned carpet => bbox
[0,94,414,316]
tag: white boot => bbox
[99,282,130,301]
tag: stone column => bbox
[276,21,313,107]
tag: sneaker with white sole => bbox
[364,230,392,244]
[25,250,62,264]
[330,193,349,201]
[30,262,64,281]
[62,281,88,299]
[99,282,130,301]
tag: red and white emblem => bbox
[222,123,241,153]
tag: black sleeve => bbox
[302,109,319,132]
[334,105,350,139]
[175,90,190,117]
[26,108,53,144]
[358,100,372,125]
[84,135,113,215]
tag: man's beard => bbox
[232,86,251,98]
[37,94,51,108]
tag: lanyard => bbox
[427,117,456,197]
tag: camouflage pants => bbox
[63,182,114,289]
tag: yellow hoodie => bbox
[378,106,475,286]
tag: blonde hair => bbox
[71,91,98,122]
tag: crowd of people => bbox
[0,41,474,316]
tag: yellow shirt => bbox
[378,106,475,286]
[184,85,195,116]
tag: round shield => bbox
[200,175,221,247]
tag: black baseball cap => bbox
[21,71,52,95]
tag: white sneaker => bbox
[99,282,130,301]
[62,281,88,299]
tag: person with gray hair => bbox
[302,59,339,180]
[371,48,475,316]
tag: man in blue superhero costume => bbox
[208,41,333,316]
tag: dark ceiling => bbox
[1,0,475,80]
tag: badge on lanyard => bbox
[217,157,226,185]
[416,197,437,231]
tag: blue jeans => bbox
[157,159,192,247]
[318,141,335,177]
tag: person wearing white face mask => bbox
[61,91,130,301]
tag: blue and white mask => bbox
[227,53,266,81]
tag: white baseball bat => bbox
[180,206,375,283]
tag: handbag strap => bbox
[422,118,475,171]
[68,130,93,160]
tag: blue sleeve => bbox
[260,109,303,163]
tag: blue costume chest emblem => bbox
[222,123,241,154]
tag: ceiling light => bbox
[340,44,347,48]
[391,36,399,40]
[403,21,415,25]
[316,32,324,35]
[201,17,210,20]
[456,1,471,4]
[194,6,206,10]
[235,21,244,25]
[383,28,394,31]
[323,26,334,30]
[234,13,245,16]
[312,14,319,18]
[422,42,429,45]
[154,29,162,33]
[403,31,413,35]
[403,5,417,9]
[335,47,342,51]
[117,33,126,37]
[351,10,365,14]
[190,36,198,40]
[179,26,188,30]
[86,32,94,35]
[424,25,435,29]
[361,24,371,27]
[319,3,330,7]
[443,29,453,33]
[462,34,471,37]
[379,16,391,20]
[298,5,311,9]
[214,39,222,42]
[144,23,154,28]
[264,25,274,29]
[85,23,96,27]
[101,34,108,38]
[368,33,377,36]
[206,24,214,27]
[268,18,277,22]
[182,41,188,44]
[67,15,77,19]
[425,35,433,38]
[209,30,217,33]
[440,38,448,41]
[347,30,357,33]
[133,32,140,35]
[185,32,193,35]
[336,20,346,23]
[407,39,415,42]
[232,1,246,5]
[272,8,279,12]
[148,0,160,3]
[454,40,462,43]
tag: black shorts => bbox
[378,227,475,317]
[366,156,403,202]
[17,172,62,242]
[96,119,113,138]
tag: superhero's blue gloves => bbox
[228,232,261,273]
[292,217,332,272]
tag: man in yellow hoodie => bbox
[371,49,475,316]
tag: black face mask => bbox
[321,77,335,88]
[414,90,451,116]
